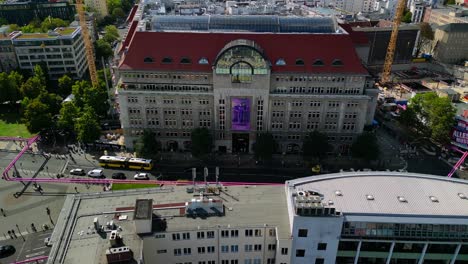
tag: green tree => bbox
[107,0,121,14]
[83,84,109,117]
[0,72,20,104]
[58,74,73,97]
[351,132,380,161]
[20,24,37,33]
[33,64,47,87]
[415,22,434,56]
[95,39,113,60]
[190,128,213,159]
[7,24,20,33]
[112,7,126,19]
[38,91,62,115]
[135,129,161,158]
[8,71,24,88]
[20,76,46,98]
[253,132,277,161]
[302,131,331,161]
[400,92,456,144]
[97,16,116,28]
[58,102,79,130]
[103,25,119,43]
[22,98,53,133]
[75,107,101,143]
[402,10,412,23]
[445,0,456,5]
[40,17,68,32]
[71,80,90,109]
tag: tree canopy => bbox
[112,7,126,19]
[58,102,79,130]
[190,128,213,159]
[400,92,455,144]
[302,131,331,160]
[22,98,53,133]
[253,133,277,161]
[58,75,73,97]
[135,129,161,158]
[75,107,101,143]
[351,132,380,161]
[401,10,412,23]
[0,72,20,104]
[103,25,119,44]
[95,39,113,60]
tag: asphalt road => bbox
[0,230,52,264]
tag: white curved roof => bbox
[287,172,468,218]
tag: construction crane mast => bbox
[75,0,99,87]
[380,0,408,84]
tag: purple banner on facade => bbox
[231,98,251,131]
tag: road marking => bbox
[25,251,45,258]
[31,246,47,251]
[37,232,52,238]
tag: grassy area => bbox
[0,112,33,138]
[112,183,159,191]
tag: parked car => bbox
[0,245,15,257]
[112,172,126,179]
[134,173,149,180]
[44,237,51,247]
[70,168,85,176]
[88,169,104,178]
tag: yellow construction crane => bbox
[75,0,99,87]
[380,0,408,84]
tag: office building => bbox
[11,27,88,80]
[116,15,378,153]
[84,0,108,18]
[426,6,468,25]
[0,27,18,72]
[0,1,76,26]
[47,172,468,264]
[433,23,468,65]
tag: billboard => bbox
[231,98,251,131]
[452,116,468,150]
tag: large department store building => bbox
[116,15,378,153]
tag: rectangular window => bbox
[183,232,190,240]
[296,249,305,257]
[173,233,180,240]
[231,261,238,264]
[267,259,275,264]
[198,247,206,254]
[269,229,276,236]
[207,231,215,238]
[281,248,288,255]
[183,248,191,255]
[231,230,239,237]
[157,249,167,254]
[254,244,262,251]
[207,246,215,253]
[174,248,182,256]
[317,243,327,250]
[221,230,229,238]
[221,245,229,253]
[197,231,205,239]
[268,244,276,251]
[245,245,253,252]
[231,245,239,252]
[315,258,325,264]
[254,229,262,237]
[298,229,308,237]
[245,229,253,237]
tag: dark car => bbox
[0,245,15,257]
[112,172,126,179]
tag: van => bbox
[88,169,104,178]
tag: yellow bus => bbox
[98,156,153,171]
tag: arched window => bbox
[215,45,268,75]
[332,59,343,66]
[198,57,209,64]
[143,57,154,63]
[276,58,286,66]
[162,57,172,64]
[295,59,305,66]
[230,61,253,83]
[313,59,324,66]
[180,57,191,64]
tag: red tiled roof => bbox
[118,20,138,54]
[119,31,368,74]
[339,24,370,45]
[126,4,139,24]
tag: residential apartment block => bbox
[433,23,468,65]
[84,0,109,17]
[48,172,468,264]
[11,27,88,80]
[116,16,378,154]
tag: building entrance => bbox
[232,133,249,153]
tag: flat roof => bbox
[134,199,152,220]
[48,185,290,264]
[287,172,468,219]
[15,27,78,40]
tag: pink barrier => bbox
[447,151,468,178]
[0,136,31,142]
[10,255,48,264]
[1,135,284,187]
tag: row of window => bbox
[273,87,361,95]
[275,75,364,83]
[172,229,271,241]
[143,56,210,65]
[123,72,209,81]
[125,83,211,93]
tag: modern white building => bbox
[11,27,88,80]
[47,172,468,264]
[116,15,378,154]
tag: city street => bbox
[0,229,52,263]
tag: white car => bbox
[70,168,85,176]
[88,169,104,178]
[134,173,149,180]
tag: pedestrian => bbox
[1,208,5,217]
[74,186,79,193]
[7,231,13,239]
[31,223,37,232]
[11,229,16,238]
